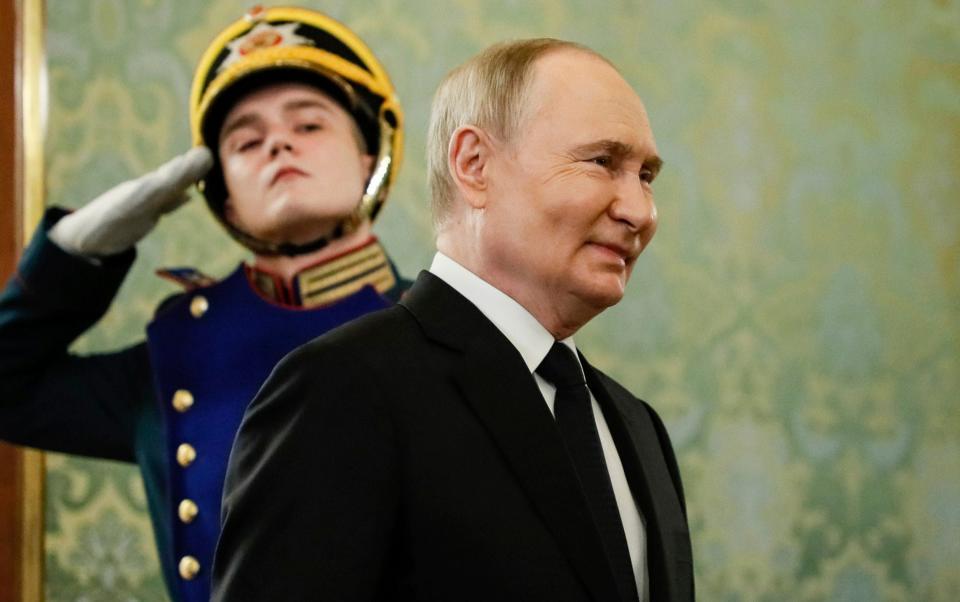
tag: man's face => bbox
[218,82,373,244]
[481,49,661,325]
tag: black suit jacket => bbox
[212,272,693,601]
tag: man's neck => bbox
[436,236,597,341]
[251,223,374,286]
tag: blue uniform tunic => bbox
[0,208,410,602]
[148,266,393,602]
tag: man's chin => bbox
[572,271,628,307]
[575,284,626,313]
[256,214,347,244]
[594,291,626,310]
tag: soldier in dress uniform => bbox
[0,7,409,602]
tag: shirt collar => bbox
[429,252,577,373]
[247,237,397,308]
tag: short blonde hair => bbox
[426,38,600,225]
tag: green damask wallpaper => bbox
[39,0,958,600]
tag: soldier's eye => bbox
[237,139,261,152]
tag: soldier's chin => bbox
[263,217,346,246]
[225,213,340,247]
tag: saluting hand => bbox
[49,146,214,257]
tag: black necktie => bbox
[537,342,639,602]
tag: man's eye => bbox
[589,156,612,167]
[640,168,655,183]
[296,122,322,133]
[237,139,261,152]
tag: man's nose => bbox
[267,132,295,158]
[609,174,658,238]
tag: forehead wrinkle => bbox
[510,50,659,171]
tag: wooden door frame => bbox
[0,1,46,601]
[0,0,21,594]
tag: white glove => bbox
[49,146,214,257]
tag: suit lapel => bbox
[581,355,689,601]
[401,272,622,602]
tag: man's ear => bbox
[448,125,493,209]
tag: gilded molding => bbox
[17,0,47,600]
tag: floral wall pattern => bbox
[39,0,959,600]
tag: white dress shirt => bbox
[429,252,648,599]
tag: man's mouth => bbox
[270,166,308,186]
[588,241,637,265]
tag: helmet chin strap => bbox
[220,120,397,258]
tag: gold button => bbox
[171,390,194,413]
[190,296,209,318]
[176,443,197,467]
[179,555,200,580]
[178,499,199,524]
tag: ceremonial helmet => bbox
[189,6,404,256]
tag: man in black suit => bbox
[212,38,693,602]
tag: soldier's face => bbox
[218,82,373,245]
